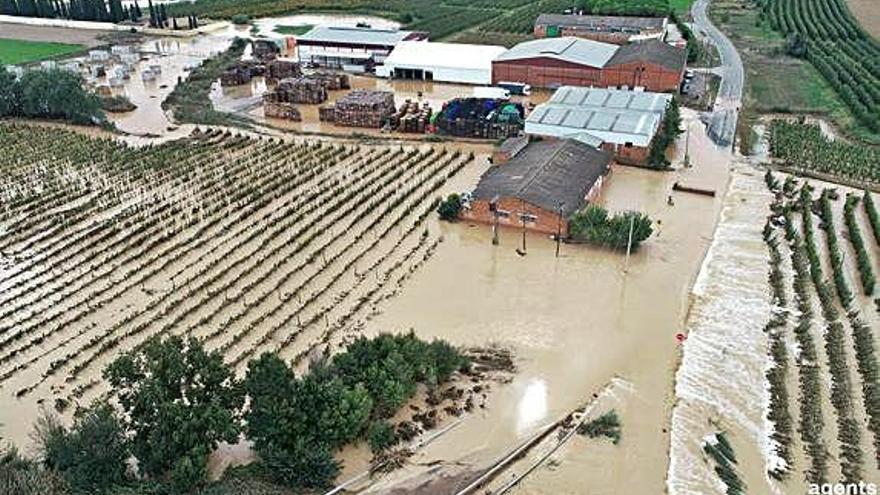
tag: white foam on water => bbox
[668,169,777,494]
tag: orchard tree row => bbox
[0,0,198,29]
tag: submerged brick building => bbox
[462,139,611,235]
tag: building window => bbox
[624,142,633,148]
[497,209,510,219]
[519,213,538,223]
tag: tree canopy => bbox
[568,205,653,250]
[0,66,105,125]
[103,335,243,492]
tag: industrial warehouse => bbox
[376,41,507,85]
[295,26,427,71]
[526,86,672,165]
[492,37,686,92]
[533,14,669,44]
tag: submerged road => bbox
[691,0,744,147]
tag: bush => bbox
[437,193,462,221]
[0,66,104,125]
[0,446,68,495]
[231,14,250,24]
[568,205,653,250]
[104,335,243,492]
[577,410,621,444]
[34,402,129,493]
[367,421,398,453]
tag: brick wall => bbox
[601,142,650,165]
[462,197,568,236]
[492,58,682,92]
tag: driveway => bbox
[690,0,744,147]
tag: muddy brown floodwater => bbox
[313,109,733,493]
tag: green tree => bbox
[18,69,104,124]
[104,335,243,492]
[0,0,19,15]
[34,402,129,493]
[437,193,462,221]
[568,205,653,250]
[367,421,397,453]
[0,66,21,117]
[0,446,68,495]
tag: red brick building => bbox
[462,139,611,236]
[492,37,685,93]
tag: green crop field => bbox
[0,38,84,65]
[273,24,314,35]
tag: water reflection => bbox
[516,378,548,435]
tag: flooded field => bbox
[0,123,476,449]
[316,109,733,493]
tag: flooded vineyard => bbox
[669,162,880,494]
[0,123,475,448]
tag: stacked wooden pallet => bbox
[270,77,328,104]
[330,90,395,128]
[311,72,350,90]
[220,60,264,86]
[266,60,302,83]
[388,100,432,133]
[318,105,336,123]
[264,101,302,121]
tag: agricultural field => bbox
[759,172,880,488]
[0,123,473,445]
[713,0,880,143]
[0,38,83,64]
[168,0,683,41]
[768,120,880,186]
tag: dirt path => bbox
[0,22,109,46]
[845,0,880,40]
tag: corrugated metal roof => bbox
[297,26,414,46]
[494,36,618,68]
[472,139,610,217]
[383,41,506,71]
[547,86,670,113]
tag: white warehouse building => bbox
[376,41,507,85]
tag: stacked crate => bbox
[311,72,350,90]
[388,100,432,133]
[266,60,302,84]
[318,105,336,123]
[330,90,395,128]
[434,98,525,139]
[220,60,264,86]
[264,101,302,121]
[270,77,328,104]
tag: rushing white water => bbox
[668,167,775,494]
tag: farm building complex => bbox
[463,138,611,235]
[533,14,668,45]
[295,26,427,71]
[492,37,686,92]
[377,41,507,85]
[525,86,672,164]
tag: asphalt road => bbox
[690,0,744,147]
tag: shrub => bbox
[437,193,462,221]
[577,410,622,444]
[568,205,653,250]
[367,421,398,453]
[104,335,243,492]
[231,14,250,24]
[34,402,129,493]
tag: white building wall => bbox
[378,64,491,85]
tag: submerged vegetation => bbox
[162,37,250,127]
[568,205,653,250]
[0,66,105,125]
[703,432,744,495]
[577,410,622,444]
[2,333,467,494]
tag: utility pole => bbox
[555,201,564,258]
[684,122,691,168]
[520,200,527,255]
[491,196,499,245]
[624,214,635,272]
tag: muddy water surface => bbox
[346,110,732,493]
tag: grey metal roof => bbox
[494,37,618,68]
[472,139,610,217]
[548,86,670,113]
[297,26,414,46]
[606,40,686,72]
[527,103,659,137]
[535,14,666,31]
